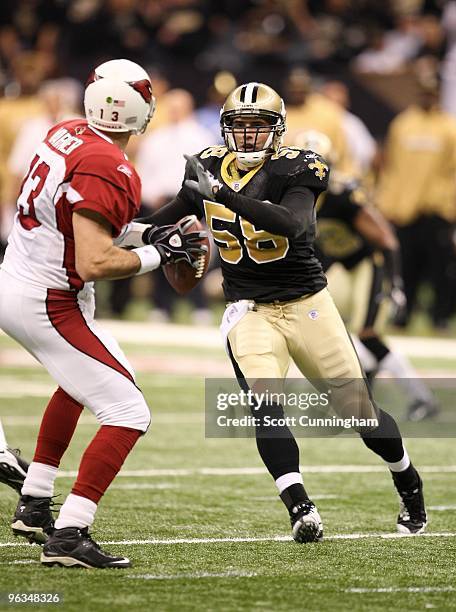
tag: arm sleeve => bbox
[137,189,201,225]
[383,247,403,286]
[323,192,362,225]
[216,184,316,239]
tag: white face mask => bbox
[222,115,284,168]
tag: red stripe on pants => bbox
[46,289,134,384]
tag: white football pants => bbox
[0,270,150,432]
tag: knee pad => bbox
[329,379,378,433]
[95,390,151,433]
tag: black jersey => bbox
[180,145,329,302]
[316,175,373,272]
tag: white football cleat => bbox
[290,501,324,543]
[0,448,28,494]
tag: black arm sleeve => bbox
[137,189,201,226]
[383,247,403,287]
[216,184,316,239]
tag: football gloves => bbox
[390,280,407,321]
[142,216,207,268]
[184,154,223,200]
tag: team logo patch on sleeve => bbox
[117,164,133,178]
[308,160,328,181]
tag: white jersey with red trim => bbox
[2,119,141,291]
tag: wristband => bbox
[132,245,162,275]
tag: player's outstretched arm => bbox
[73,209,161,280]
[183,154,316,239]
[215,185,316,239]
[137,192,200,227]
[74,210,207,280]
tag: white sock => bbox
[275,472,303,494]
[351,335,378,372]
[379,352,434,403]
[387,448,410,472]
[21,462,58,498]
[0,419,8,452]
[55,493,97,530]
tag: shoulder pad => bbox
[268,147,329,182]
[198,145,228,161]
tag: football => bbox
[163,218,211,295]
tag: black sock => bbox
[255,402,301,479]
[391,464,420,493]
[361,336,390,362]
[361,408,405,463]
[280,483,310,511]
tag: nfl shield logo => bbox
[233,182,241,191]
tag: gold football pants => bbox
[326,258,390,335]
[227,288,377,424]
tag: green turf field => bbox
[1,334,455,612]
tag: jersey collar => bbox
[221,152,264,192]
[88,124,114,144]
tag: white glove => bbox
[184,154,223,199]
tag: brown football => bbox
[163,218,211,295]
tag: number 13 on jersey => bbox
[203,200,289,264]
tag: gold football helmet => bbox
[220,82,286,168]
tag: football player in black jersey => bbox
[139,83,427,542]
[303,130,439,422]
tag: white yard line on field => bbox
[346,586,456,593]
[95,321,456,359]
[53,465,456,478]
[109,483,178,490]
[129,571,258,580]
[1,414,203,426]
[251,494,340,501]
[428,505,456,511]
[2,532,456,549]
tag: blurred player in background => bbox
[0,52,48,253]
[283,68,357,176]
[377,74,456,329]
[303,130,439,422]
[0,59,206,569]
[139,82,427,543]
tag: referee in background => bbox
[377,73,456,329]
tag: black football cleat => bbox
[289,500,324,543]
[396,475,427,534]
[12,495,55,544]
[406,399,440,422]
[0,448,29,493]
[41,527,131,569]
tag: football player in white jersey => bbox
[0,59,207,569]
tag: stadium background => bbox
[0,1,456,611]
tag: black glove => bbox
[141,223,174,244]
[142,215,208,268]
